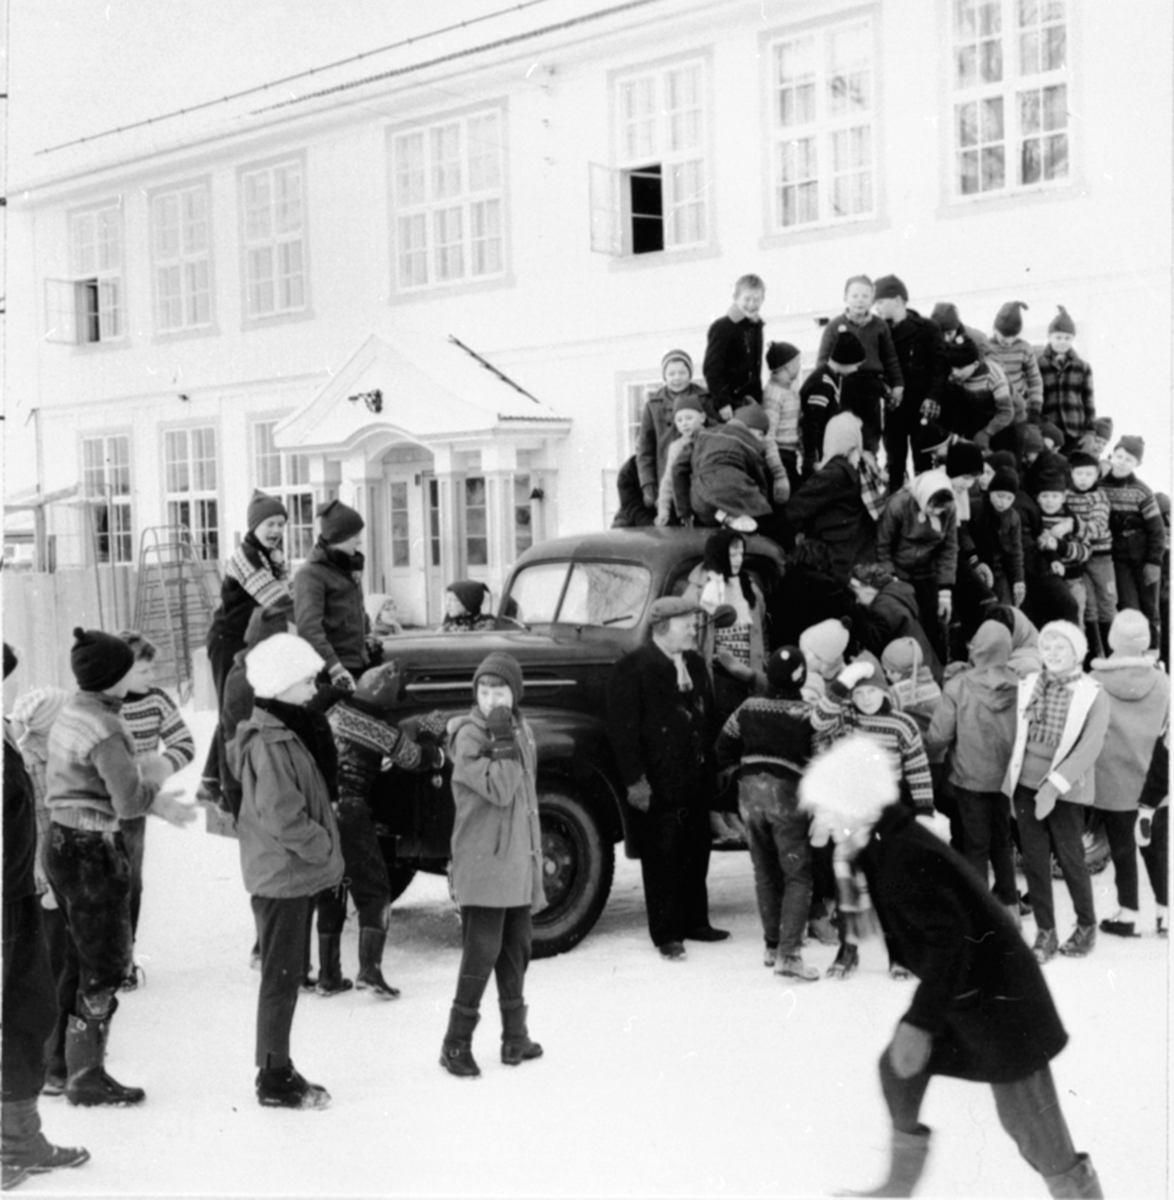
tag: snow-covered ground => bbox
[25,711,1170,1198]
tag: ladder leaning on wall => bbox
[133,526,217,705]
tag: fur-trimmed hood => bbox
[1090,654,1166,702]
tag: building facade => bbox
[8,0,1171,624]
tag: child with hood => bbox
[441,580,496,632]
[1090,610,1171,939]
[636,349,717,508]
[925,621,1021,916]
[365,593,404,638]
[881,637,942,734]
[798,734,1103,1200]
[441,653,546,1078]
[849,562,943,684]
[1005,620,1110,963]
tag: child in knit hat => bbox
[654,392,709,526]
[442,579,496,632]
[1090,609,1170,939]
[440,653,545,1077]
[1034,470,1093,627]
[969,465,1026,606]
[942,330,1014,450]
[808,322,890,455]
[1065,450,1116,659]
[704,275,766,421]
[635,349,717,510]
[986,301,1042,446]
[365,593,404,638]
[763,341,803,492]
[798,618,851,702]
[1037,306,1095,451]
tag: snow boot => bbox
[63,1014,145,1107]
[440,1005,481,1078]
[826,941,859,979]
[763,943,779,967]
[775,953,819,981]
[314,934,353,996]
[500,1001,544,1066]
[1098,911,1140,938]
[1032,928,1059,965]
[255,1062,331,1110]
[838,1125,931,1197]
[1059,924,1096,957]
[1,1097,90,1191]
[1043,1152,1103,1198]
[355,928,400,999]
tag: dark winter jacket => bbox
[888,308,949,413]
[3,723,38,902]
[816,314,903,389]
[858,804,1068,1083]
[876,473,959,588]
[1100,472,1166,567]
[672,421,772,525]
[967,494,1025,586]
[228,707,344,899]
[448,708,546,911]
[293,541,369,675]
[1037,345,1094,445]
[797,369,841,474]
[945,359,1013,448]
[612,455,656,529]
[1090,654,1171,813]
[704,308,764,412]
[785,458,877,584]
[636,383,717,491]
[206,533,290,666]
[770,566,854,649]
[854,578,942,682]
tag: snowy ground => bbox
[25,711,1171,1199]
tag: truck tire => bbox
[533,784,615,959]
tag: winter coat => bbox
[229,708,344,899]
[888,308,949,412]
[1037,345,1094,445]
[797,369,842,474]
[858,804,1068,1084]
[876,472,959,588]
[3,724,38,903]
[1100,472,1166,568]
[967,495,1025,586]
[448,708,546,911]
[985,333,1042,423]
[926,623,1019,791]
[612,455,656,528]
[816,314,903,389]
[854,578,942,683]
[770,566,853,649]
[635,383,716,491]
[672,421,772,524]
[945,359,1013,448]
[785,458,877,584]
[1089,655,1171,812]
[704,308,764,411]
[1003,672,1110,805]
[1007,609,1043,678]
[293,542,369,675]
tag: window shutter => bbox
[44,279,80,344]
[588,163,622,256]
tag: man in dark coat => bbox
[606,597,725,960]
[798,734,1103,1199]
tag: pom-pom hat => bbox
[766,646,807,694]
[829,328,867,366]
[993,301,1028,337]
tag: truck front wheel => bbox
[533,784,615,959]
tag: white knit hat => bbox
[245,633,324,699]
[1108,609,1152,656]
[1038,620,1088,667]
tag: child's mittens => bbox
[422,741,447,772]
[1136,808,1154,847]
[485,706,520,762]
[626,777,652,812]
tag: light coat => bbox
[1089,655,1170,812]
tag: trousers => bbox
[638,801,712,947]
[453,905,532,1011]
[739,772,811,955]
[1012,788,1095,930]
[1,898,57,1101]
[315,795,392,934]
[952,786,1017,905]
[1099,808,1139,912]
[252,894,312,1070]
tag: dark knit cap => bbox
[1115,435,1144,463]
[1039,422,1065,449]
[473,652,524,707]
[243,597,294,650]
[766,341,800,371]
[1048,305,1076,335]
[873,275,908,302]
[766,646,807,695]
[247,489,288,532]
[1093,417,1114,440]
[3,643,17,681]
[1067,451,1100,471]
[986,450,1017,473]
[930,302,961,332]
[945,440,984,479]
[672,391,707,416]
[353,662,403,713]
[1031,466,1069,497]
[317,499,364,544]
[70,627,135,692]
[989,466,1021,495]
[912,422,952,456]
[661,349,694,379]
[447,579,489,616]
[944,330,980,367]
[829,327,867,366]
[736,403,771,434]
[993,301,1028,337]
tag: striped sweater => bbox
[811,686,934,812]
[1064,484,1112,556]
[121,687,195,772]
[985,333,1042,422]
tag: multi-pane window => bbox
[164,427,220,561]
[81,435,133,564]
[389,481,410,568]
[463,477,488,567]
[152,185,212,332]
[391,109,505,290]
[513,475,533,560]
[240,160,307,318]
[253,421,313,561]
[768,20,875,231]
[951,0,1070,197]
[624,380,660,458]
[64,205,125,343]
[428,478,441,568]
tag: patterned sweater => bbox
[1065,484,1112,556]
[714,693,813,780]
[985,333,1042,422]
[121,687,195,773]
[329,702,448,801]
[1099,472,1166,567]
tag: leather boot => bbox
[1083,621,1105,664]
[255,1061,331,1110]
[840,1126,931,1197]
[0,1097,90,1187]
[355,928,400,999]
[315,934,353,996]
[1043,1152,1103,1198]
[439,1005,481,1078]
[64,1014,145,1107]
[500,1001,544,1065]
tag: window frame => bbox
[59,199,127,346]
[251,419,314,564]
[79,432,134,564]
[162,424,222,562]
[461,475,489,569]
[149,177,216,339]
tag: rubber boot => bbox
[355,928,400,999]
[64,1014,145,1107]
[439,1005,481,1078]
[1043,1153,1103,1198]
[1,1097,90,1188]
[839,1126,931,1197]
[314,934,353,997]
[500,1001,544,1065]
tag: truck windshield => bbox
[506,560,651,629]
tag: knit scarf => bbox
[255,697,339,802]
[244,530,286,579]
[1025,668,1080,750]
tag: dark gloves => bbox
[485,705,520,762]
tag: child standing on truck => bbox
[440,653,546,1078]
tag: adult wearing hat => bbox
[606,596,725,960]
[293,500,371,693]
[199,489,291,805]
[441,580,497,633]
[873,275,950,491]
[635,350,717,509]
[43,630,194,1107]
